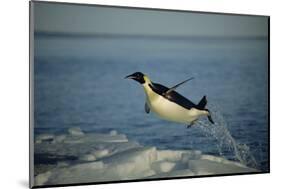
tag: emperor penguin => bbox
[125,72,214,128]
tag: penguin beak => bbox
[124,74,135,79]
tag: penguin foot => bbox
[208,115,215,124]
[186,121,196,129]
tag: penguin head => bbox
[125,72,145,84]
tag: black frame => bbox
[29,1,270,188]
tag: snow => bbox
[151,161,176,173]
[34,171,52,186]
[33,128,260,187]
[79,154,96,161]
[109,130,118,136]
[68,127,85,136]
[93,149,110,159]
[35,134,55,144]
[188,159,257,175]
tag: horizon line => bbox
[34,31,268,40]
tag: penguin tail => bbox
[197,96,215,124]
[197,95,207,110]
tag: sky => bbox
[33,2,268,37]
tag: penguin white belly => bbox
[149,96,199,124]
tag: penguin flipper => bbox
[165,77,194,95]
[145,102,150,114]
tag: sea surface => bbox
[33,34,269,171]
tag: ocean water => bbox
[34,34,268,171]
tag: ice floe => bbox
[33,127,259,186]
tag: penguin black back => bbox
[149,82,197,110]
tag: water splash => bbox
[195,105,258,169]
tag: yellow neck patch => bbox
[143,75,152,85]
